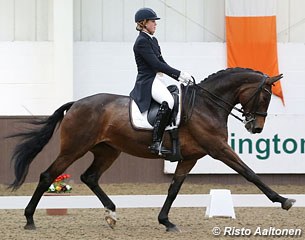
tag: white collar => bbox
[142,31,154,38]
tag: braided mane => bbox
[201,67,265,84]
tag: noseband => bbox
[192,74,271,125]
[241,75,271,125]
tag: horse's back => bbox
[76,93,129,113]
[62,93,130,127]
[77,92,130,106]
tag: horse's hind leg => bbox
[80,143,121,229]
[24,153,84,230]
[158,159,197,232]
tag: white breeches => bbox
[151,74,174,109]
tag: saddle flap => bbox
[130,84,182,131]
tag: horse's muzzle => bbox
[252,127,263,134]
[245,121,263,134]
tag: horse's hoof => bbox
[105,216,116,229]
[24,224,36,230]
[166,225,181,232]
[282,198,296,210]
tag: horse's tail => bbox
[9,101,74,190]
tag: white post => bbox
[205,189,236,218]
[53,0,73,105]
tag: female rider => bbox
[130,8,193,159]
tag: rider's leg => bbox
[151,74,174,109]
[150,75,174,155]
[149,101,172,155]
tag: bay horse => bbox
[9,68,295,232]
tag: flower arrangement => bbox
[47,174,72,193]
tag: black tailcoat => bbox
[130,31,180,113]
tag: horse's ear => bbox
[266,74,283,85]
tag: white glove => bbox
[178,72,194,86]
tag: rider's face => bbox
[145,20,157,34]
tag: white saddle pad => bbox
[130,87,182,131]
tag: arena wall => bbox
[1,117,305,185]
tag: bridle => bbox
[240,75,271,126]
[186,74,271,125]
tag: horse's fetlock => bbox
[270,193,281,203]
[24,207,34,217]
[105,203,116,212]
[158,217,167,225]
[158,215,168,224]
[105,208,117,220]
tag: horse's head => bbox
[239,74,283,134]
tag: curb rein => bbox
[183,74,271,125]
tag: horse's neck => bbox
[202,78,242,106]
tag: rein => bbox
[190,74,270,124]
[182,84,196,122]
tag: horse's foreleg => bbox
[81,144,120,229]
[158,159,197,232]
[219,148,295,210]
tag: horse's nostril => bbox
[253,128,262,133]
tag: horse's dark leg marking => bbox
[24,153,83,230]
[24,171,52,230]
[81,143,121,228]
[216,146,295,210]
[81,144,120,211]
[158,159,197,232]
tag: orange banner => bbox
[226,4,284,103]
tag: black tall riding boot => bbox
[149,101,172,155]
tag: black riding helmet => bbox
[135,8,160,22]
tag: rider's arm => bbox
[135,38,180,80]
